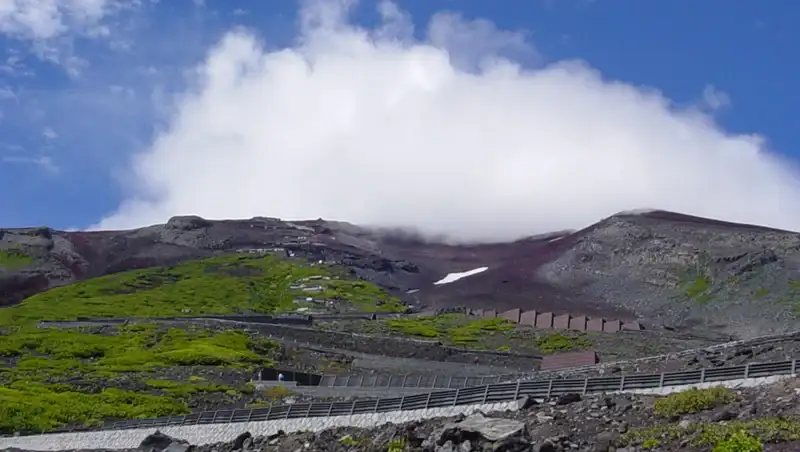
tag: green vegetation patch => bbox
[0,324,279,433]
[385,314,514,346]
[0,254,398,326]
[0,247,32,271]
[0,382,188,434]
[686,274,711,299]
[619,418,798,450]
[0,253,400,432]
[0,325,277,380]
[534,332,592,354]
[652,386,736,417]
[144,379,235,398]
[314,279,404,312]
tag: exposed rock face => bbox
[4,210,800,336]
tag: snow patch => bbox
[434,267,489,285]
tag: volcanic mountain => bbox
[2,210,800,338]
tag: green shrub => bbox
[385,314,514,346]
[653,387,736,417]
[387,439,405,452]
[0,382,188,434]
[534,333,591,354]
[712,430,762,452]
[339,435,361,446]
[641,438,659,449]
[620,417,800,449]
[686,274,711,298]
[0,248,32,271]
[144,380,232,398]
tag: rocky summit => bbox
[3,210,800,337]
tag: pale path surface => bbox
[1,374,794,451]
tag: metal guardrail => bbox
[529,329,800,379]
[92,358,799,432]
[316,373,518,389]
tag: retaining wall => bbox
[470,308,641,333]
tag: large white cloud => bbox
[98,0,800,242]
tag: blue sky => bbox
[0,0,798,240]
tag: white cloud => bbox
[0,0,134,73]
[701,84,730,111]
[1,155,58,173]
[97,0,800,242]
[41,126,58,139]
[0,0,118,40]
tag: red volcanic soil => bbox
[386,229,636,320]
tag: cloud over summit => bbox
[98,0,800,242]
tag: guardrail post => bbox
[659,373,665,388]
[425,390,433,409]
[793,359,798,375]
[745,363,751,378]
[349,402,357,415]
[619,376,625,391]
[284,405,292,419]
[448,376,454,388]
[452,388,460,406]
[345,375,351,387]
[700,369,706,383]
[211,411,219,423]
[247,409,253,422]
[399,396,407,410]
[327,403,335,416]
[402,375,408,387]
[582,378,589,394]
[513,381,521,399]
[482,385,491,403]
[432,375,438,388]
[546,379,553,397]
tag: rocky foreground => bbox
[8,379,800,452]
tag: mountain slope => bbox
[3,210,800,337]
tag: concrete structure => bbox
[467,309,641,334]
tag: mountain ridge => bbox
[3,210,800,337]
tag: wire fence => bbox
[91,358,798,432]
[316,373,519,389]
